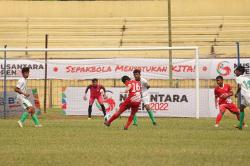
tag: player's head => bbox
[216,75,223,86]
[92,78,98,86]
[121,75,131,84]
[21,67,30,78]
[234,65,245,77]
[133,69,141,81]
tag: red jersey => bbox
[214,84,233,105]
[86,84,105,97]
[125,80,141,102]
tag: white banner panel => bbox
[0,89,41,117]
[62,87,218,118]
[1,58,249,79]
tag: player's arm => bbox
[84,85,90,100]
[100,85,107,97]
[145,83,150,89]
[14,87,29,98]
[214,90,218,109]
[235,84,241,98]
[222,86,233,99]
[124,84,132,93]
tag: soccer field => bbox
[0,110,249,166]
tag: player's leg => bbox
[215,104,226,127]
[105,101,129,126]
[238,96,248,129]
[25,99,41,127]
[18,98,31,127]
[28,107,41,127]
[145,104,157,125]
[124,103,139,130]
[88,97,95,119]
[133,114,138,125]
[97,96,106,117]
[227,103,240,121]
[238,104,246,129]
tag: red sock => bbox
[236,113,240,121]
[124,107,137,129]
[124,114,134,129]
[216,113,223,124]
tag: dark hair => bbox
[216,76,223,80]
[21,67,30,73]
[234,65,245,74]
[92,78,98,82]
[133,69,141,74]
[121,75,130,83]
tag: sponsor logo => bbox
[216,61,231,76]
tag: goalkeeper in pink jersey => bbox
[84,78,106,119]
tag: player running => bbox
[84,78,106,119]
[104,76,141,130]
[132,69,157,126]
[214,76,240,127]
[16,67,42,128]
[234,65,250,130]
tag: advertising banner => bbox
[1,58,249,80]
[62,87,218,118]
[0,89,41,117]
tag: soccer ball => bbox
[104,113,112,121]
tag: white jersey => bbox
[235,75,250,98]
[140,78,149,95]
[16,77,27,100]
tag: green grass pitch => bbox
[0,109,249,166]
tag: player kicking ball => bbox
[214,76,240,127]
[234,65,250,130]
[84,78,106,120]
[132,69,157,126]
[104,76,141,130]
[16,67,42,128]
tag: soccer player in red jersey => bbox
[84,78,106,119]
[214,76,240,127]
[104,75,141,130]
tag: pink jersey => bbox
[86,84,105,98]
[214,84,233,105]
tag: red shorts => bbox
[119,97,140,114]
[219,103,239,113]
[89,95,103,105]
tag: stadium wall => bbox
[0,0,250,18]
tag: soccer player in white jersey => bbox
[234,65,250,130]
[15,67,41,128]
[132,69,157,125]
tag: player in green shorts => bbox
[132,69,157,126]
[15,67,42,128]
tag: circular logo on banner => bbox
[216,61,231,76]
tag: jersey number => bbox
[131,83,141,92]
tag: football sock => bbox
[133,114,138,125]
[236,113,240,121]
[125,113,135,129]
[148,110,156,124]
[239,111,245,128]
[31,114,40,125]
[216,112,223,124]
[101,104,106,116]
[20,112,29,123]
[88,105,93,118]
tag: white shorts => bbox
[19,98,33,110]
[142,93,150,105]
[241,95,250,107]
